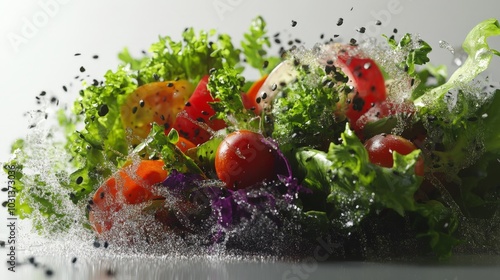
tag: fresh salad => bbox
[5,16,500,260]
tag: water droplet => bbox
[439,40,455,54]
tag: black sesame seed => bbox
[153,73,160,81]
[350,38,357,46]
[0,240,5,247]
[320,33,324,39]
[334,34,340,38]
[63,85,67,92]
[132,107,138,114]
[139,100,145,107]
[352,96,365,112]
[98,104,109,117]
[92,79,99,86]
[274,38,281,44]
[410,79,415,86]
[261,92,268,100]
[271,83,277,91]
[273,32,280,37]
[291,20,297,27]
[337,18,344,26]
[72,257,77,264]
[2,201,7,207]
[76,176,83,184]
[40,91,46,96]
[263,60,269,69]
[185,101,191,107]
[46,269,54,276]
[92,55,99,59]
[393,28,398,33]
[256,97,261,104]
[93,241,101,248]
[28,257,36,264]
[79,66,86,72]
[357,27,366,33]
[74,53,81,56]
[167,82,174,87]
[104,241,109,248]
[376,20,382,26]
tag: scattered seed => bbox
[76,176,83,184]
[98,104,109,117]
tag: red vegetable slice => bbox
[335,49,387,132]
[89,160,168,233]
[171,75,226,145]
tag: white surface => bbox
[1,0,500,279]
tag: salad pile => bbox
[5,16,500,260]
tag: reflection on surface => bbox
[2,244,500,280]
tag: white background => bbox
[0,0,499,279]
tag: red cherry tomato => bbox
[171,75,226,145]
[215,130,278,190]
[89,160,168,233]
[120,81,194,144]
[336,49,387,132]
[364,134,424,176]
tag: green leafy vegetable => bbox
[133,123,204,175]
[208,65,259,130]
[385,33,432,77]
[271,64,345,152]
[241,15,281,75]
[296,125,458,258]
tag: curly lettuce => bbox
[296,125,459,259]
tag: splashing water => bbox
[439,40,455,54]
